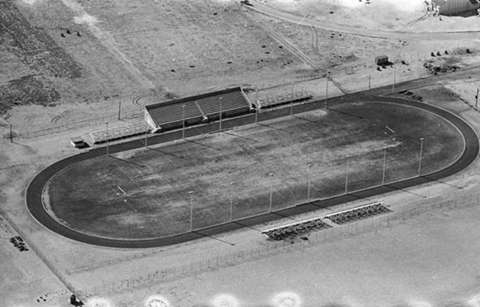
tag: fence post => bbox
[9,124,13,143]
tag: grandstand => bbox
[144,87,253,132]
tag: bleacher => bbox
[325,202,391,225]
[90,120,150,145]
[144,87,252,132]
[262,217,331,241]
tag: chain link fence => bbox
[78,191,480,297]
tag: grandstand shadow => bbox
[420,175,464,190]
[293,114,321,124]
[184,139,222,152]
[383,182,428,198]
[191,230,235,246]
[146,146,188,161]
[256,122,292,134]
[329,108,368,121]
[108,154,146,169]
[222,131,260,143]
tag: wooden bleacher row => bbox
[262,217,331,241]
[324,203,390,225]
[90,122,149,145]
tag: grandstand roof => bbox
[145,87,251,129]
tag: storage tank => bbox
[433,0,480,16]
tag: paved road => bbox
[26,94,479,248]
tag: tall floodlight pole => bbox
[307,173,311,200]
[290,84,295,117]
[326,72,330,102]
[105,122,110,156]
[269,186,273,213]
[118,100,122,120]
[344,158,349,194]
[9,124,13,143]
[182,104,186,140]
[381,147,387,185]
[392,66,396,93]
[418,137,425,176]
[144,129,148,148]
[475,88,479,109]
[219,96,223,131]
[188,191,194,232]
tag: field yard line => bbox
[59,0,155,90]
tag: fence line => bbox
[79,191,480,297]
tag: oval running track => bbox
[26,96,479,248]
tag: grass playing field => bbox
[44,101,464,239]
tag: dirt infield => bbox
[25,95,475,248]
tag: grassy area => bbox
[45,101,464,239]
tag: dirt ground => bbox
[2,0,480,307]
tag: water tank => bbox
[433,0,480,16]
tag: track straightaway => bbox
[26,95,479,248]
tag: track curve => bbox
[26,96,479,248]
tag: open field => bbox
[2,0,480,306]
[43,100,464,241]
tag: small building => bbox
[433,0,480,16]
[375,55,390,66]
[144,87,252,132]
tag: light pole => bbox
[188,191,194,232]
[368,74,371,90]
[219,96,223,131]
[182,104,186,140]
[9,124,13,143]
[144,129,148,148]
[268,186,273,213]
[344,158,349,194]
[392,66,396,93]
[418,137,424,176]
[307,173,311,200]
[325,71,330,109]
[290,84,294,117]
[105,122,109,156]
[381,147,387,185]
[118,100,122,120]
[475,88,479,109]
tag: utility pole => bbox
[418,137,425,176]
[475,88,479,109]
[117,100,122,120]
[344,159,349,194]
[182,104,186,140]
[105,122,110,156]
[254,87,259,123]
[381,147,387,185]
[325,72,330,109]
[269,187,273,213]
[290,84,294,117]
[392,66,396,93]
[189,192,194,232]
[144,129,148,148]
[9,124,13,143]
[219,96,223,131]
[307,174,311,200]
